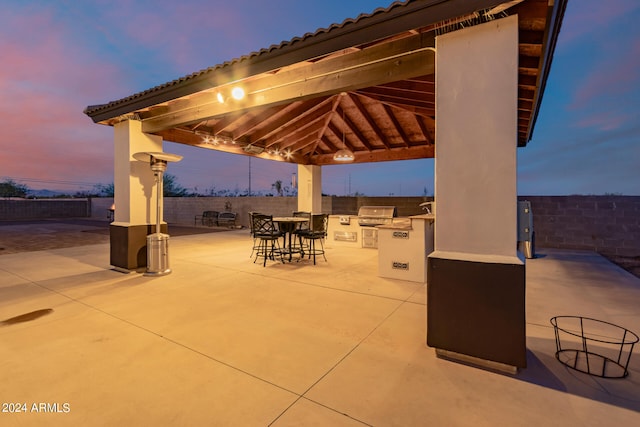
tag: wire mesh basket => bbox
[550,316,638,378]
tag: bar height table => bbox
[273,217,309,261]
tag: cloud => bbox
[518,119,640,195]
[76,1,298,84]
[574,110,637,132]
[570,39,640,115]
[557,1,640,136]
[0,4,123,190]
[557,0,639,46]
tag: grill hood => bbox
[357,206,397,226]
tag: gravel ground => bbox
[600,253,640,280]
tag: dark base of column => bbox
[110,223,168,271]
[427,256,526,369]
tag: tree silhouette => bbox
[95,174,188,197]
[271,180,283,196]
[163,173,188,197]
[0,179,29,198]
[93,183,114,197]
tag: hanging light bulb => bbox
[333,105,355,162]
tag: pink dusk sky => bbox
[1,0,638,196]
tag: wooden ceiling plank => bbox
[356,88,435,111]
[198,111,244,135]
[520,43,542,57]
[357,92,436,117]
[357,85,435,103]
[519,29,544,45]
[337,104,374,151]
[263,107,330,148]
[327,120,355,152]
[223,105,285,139]
[246,98,329,142]
[415,115,434,145]
[382,104,410,147]
[270,122,326,151]
[519,87,535,99]
[514,0,548,31]
[357,90,435,113]
[287,132,324,155]
[519,55,540,70]
[351,93,389,149]
[376,79,434,94]
[302,95,342,157]
[296,135,329,158]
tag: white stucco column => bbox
[427,15,526,370]
[433,15,519,261]
[297,164,322,213]
[111,119,163,271]
[113,119,162,225]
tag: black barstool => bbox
[291,211,311,256]
[251,214,284,266]
[248,211,262,258]
[299,214,328,264]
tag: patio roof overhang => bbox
[84,0,567,166]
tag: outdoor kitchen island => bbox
[327,206,398,249]
[377,214,434,283]
[327,212,435,283]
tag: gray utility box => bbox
[517,201,535,259]
[146,233,171,275]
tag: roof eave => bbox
[522,0,568,146]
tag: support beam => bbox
[427,16,526,370]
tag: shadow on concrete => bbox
[519,338,640,413]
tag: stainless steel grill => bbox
[357,206,397,227]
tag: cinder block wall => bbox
[163,196,430,227]
[0,199,90,220]
[90,196,330,227]
[91,198,114,220]
[331,196,432,216]
[520,196,640,256]
[164,197,303,228]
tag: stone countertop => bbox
[376,217,412,230]
[409,214,436,220]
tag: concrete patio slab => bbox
[1,225,639,426]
